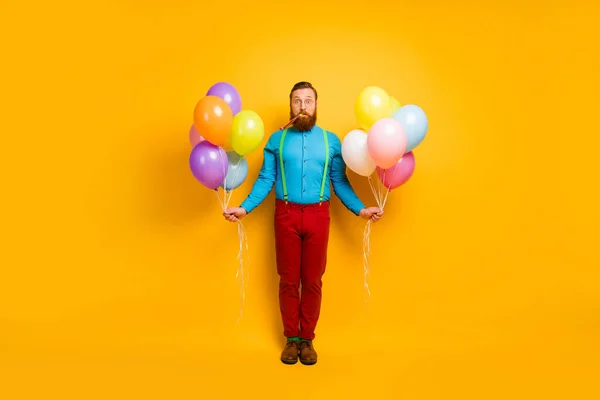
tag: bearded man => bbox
[224,81,383,365]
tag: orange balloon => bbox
[193,95,233,147]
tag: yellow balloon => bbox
[390,96,401,114]
[231,110,265,156]
[354,86,393,131]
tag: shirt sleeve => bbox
[239,136,277,214]
[329,133,365,216]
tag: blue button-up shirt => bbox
[240,125,365,215]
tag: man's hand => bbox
[359,207,384,223]
[223,207,247,223]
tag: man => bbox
[224,82,383,365]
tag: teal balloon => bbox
[222,151,248,191]
[393,104,428,152]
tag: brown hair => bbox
[289,81,318,101]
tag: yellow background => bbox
[1,1,599,398]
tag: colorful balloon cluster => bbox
[344,86,429,301]
[188,82,265,197]
[188,82,261,322]
[342,86,428,194]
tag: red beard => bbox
[290,108,317,132]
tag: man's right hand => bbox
[223,207,247,223]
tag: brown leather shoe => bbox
[280,341,299,364]
[299,341,317,365]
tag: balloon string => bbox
[368,176,382,209]
[215,189,225,211]
[235,219,250,323]
[224,157,244,209]
[381,186,391,210]
[362,219,372,305]
[363,172,393,305]
[221,156,249,323]
[378,171,383,207]
[379,169,388,209]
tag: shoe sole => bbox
[281,358,298,365]
[300,359,317,366]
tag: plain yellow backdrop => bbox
[1,0,599,399]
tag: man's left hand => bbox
[359,207,384,223]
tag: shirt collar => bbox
[286,125,320,134]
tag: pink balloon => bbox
[189,124,204,147]
[377,151,415,190]
[367,118,407,169]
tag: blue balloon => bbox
[222,151,248,191]
[393,104,428,152]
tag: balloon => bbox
[377,151,415,190]
[390,96,401,113]
[189,140,228,190]
[206,82,242,116]
[189,124,204,147]
[354,86,393,131]
[222,151,248,191]
[193,95,233,147]
[367,118,407,169]
[231,110,265,156]
[341,129,376,177]
[393,104,428,152]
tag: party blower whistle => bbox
[279,110,304,130]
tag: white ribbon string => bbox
[363,171,392,304]
[215,189,225,211]
[378,169,385,207]
[216,156,249,322]
[368,176,382,209]
[362,219,372,304]
[235,219,250,323]
[225,157,243,209]
[381,187,391,210]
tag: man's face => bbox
[289,88,317,132]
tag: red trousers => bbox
[274,199,330,341]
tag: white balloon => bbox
[341,129,376,177]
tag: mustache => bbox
[279,110,305,130]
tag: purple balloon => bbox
[377,151,416,190]
[189,140,228,190]
[206,82,242,115]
